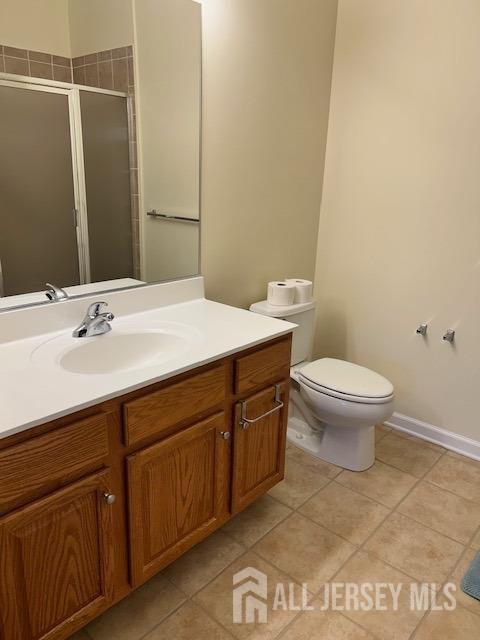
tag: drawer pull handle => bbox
[240,384,283,430]
[103,493,116,505]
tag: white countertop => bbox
[0,280,295,440]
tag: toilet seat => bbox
[298,376,394,405]
[297,358,394,405]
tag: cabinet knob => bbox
[103,493,116,505]
[220,431,231,440]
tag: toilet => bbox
[250,299,394,471]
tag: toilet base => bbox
[287,416,375,472]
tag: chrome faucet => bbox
[45,282,69,302]
[72,301,115,338]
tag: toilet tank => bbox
[249,300,316,365]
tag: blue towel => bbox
[461,551,480,601]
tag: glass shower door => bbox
[80,91,134,282]
[0,83,81,296]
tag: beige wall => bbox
[200,0,338,309]
[134,0,201,282]
[315,0,480,440]
[0,0,133,57]
[0,0,70,56]
[68,0,133,57]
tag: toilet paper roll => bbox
[267,281,296,306]
[285,278,313,304]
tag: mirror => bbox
[0,0,201,310]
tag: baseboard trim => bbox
[385,412,480,462]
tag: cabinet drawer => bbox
[0,413,110,514]
[124,363,227,446]
[234,338,291,395]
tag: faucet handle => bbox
[87,301,108,318]
[45,282,68,302]
[73,302,114,338]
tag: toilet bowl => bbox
[249,298,395,472]
[290,359,394,471]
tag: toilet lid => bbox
[298,358,394,399]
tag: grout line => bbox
[409,613,430,640]
[373,452,442,482]
[445,449,480,468]
[419,475,480,504]
[189,595,237,639]
[395,481,480,544]
[440,519,480,597]
[321,462,427,573]
[299,510,389,549]
[337,611,384,640]
[331,471,410,509]
[162,535,249,599]
[222,496,294,549]
[250,525,356,599]
[409,600,480,640]
[134,596,191,640]
[274,607,384,640]
[269,477,335,512]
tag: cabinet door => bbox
[0,470,115,640]
[127,412,230,586]
[232,383,288,513]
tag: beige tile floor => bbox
[71,426,480,640]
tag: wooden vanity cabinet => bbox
[0,471,116,640]
[127,412,231,586]
[0,334,291,640]
[231,382,288,513]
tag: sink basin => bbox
[59,333,187,374]
[31,321,201,375]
